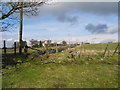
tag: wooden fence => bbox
[2,40,119,57]
[2,40,76,55]
[2,40,26,55]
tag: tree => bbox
[39,41,43,47]
[62,41,67,45]
[19,1,23,54]
[0,1,47,54]
[30,39,38,47]
[21,40,27,48]
[0,1,47,31]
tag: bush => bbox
[47,49,56,54]
[32,44,39,48]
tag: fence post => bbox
[14,42,16,54]
[3,40,6,54]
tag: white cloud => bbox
[106,25,118,34]
[0,33,118,48]
[50,34,118,43]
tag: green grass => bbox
[79,42,119,50]
[2,63,119,88]
[2,48,37,54]
[2,42,119,88]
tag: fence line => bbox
[2,40,76,55]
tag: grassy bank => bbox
[2,42,119,88]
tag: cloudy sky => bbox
[1,2,119,47]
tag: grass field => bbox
[2,42,119,88]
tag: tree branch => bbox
[0,2,45,20]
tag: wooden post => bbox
[83,45,85,56]
[112,44,119,56]
[3,40,6,54]
[19,1,23,54]
[14,42,16,54]
[103,44,109,57]
[80,44,82,56]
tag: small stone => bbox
[101,58,103,60]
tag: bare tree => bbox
[0,0,48,54]
[0,1,47,32]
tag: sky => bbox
[1,2,119,47]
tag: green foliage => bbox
[52,43,57,46]
[21,41,27,48]
[39,41,43,47]
[17,60,23,63]
[32,44,39,48]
